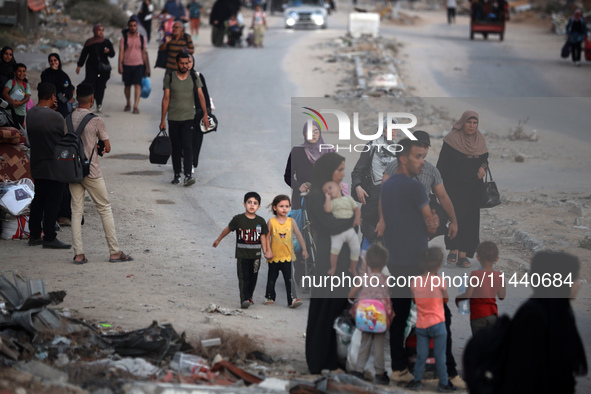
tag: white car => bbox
[284,0,328,29]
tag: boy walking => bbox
[213,192,271,309]
[456,241,506,335]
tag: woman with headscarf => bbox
[436,110,488,268]
[566,9,587,67]
[351,117,397,254]
[76,24,115,113]
[305,152,355,374]
[497,251,587,393]
[41,53,75,118]
[284,121,334,294]
[0,46,17,88]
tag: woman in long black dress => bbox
[41,53,75,118]
[436,110,488,268]
[498,251,587,393]
[284,121,334,294]
[76,24,115,113]
[0,46,17,88]
[305,152,354,374]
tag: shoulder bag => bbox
[149,129,172,164]
[480,167,501,208]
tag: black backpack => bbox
[463,314,512,394]
[54,113,97,184]
[122,28,145,51]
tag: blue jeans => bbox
[414,322,448,385]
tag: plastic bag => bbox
[334,316,354,365]
[141,77,151,99]
[0,179,35,216]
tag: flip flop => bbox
[73,256,88,265]
[109,252,134,263]
[447,252,458,265]
[457,257,472,268]
[124,105,131,112]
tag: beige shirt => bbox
[70,108,109,179]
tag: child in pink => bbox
[456,241,506,335]
[407,247,457,392]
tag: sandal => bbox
[447,252,458,265]
[132,108,140,114]
[264,298,274,305]
[457,257,472,268]
[73,255,88,265]
[124,105,131,112]
[109,252,134,263]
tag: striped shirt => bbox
[164,34,194,71]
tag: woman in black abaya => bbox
[305,152,355,373]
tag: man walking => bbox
[119,18,149,114]
[159,21,194,73]
[69,83,133,264]
[380,131,465,389]
[160,53,209,187]
[380,138,439,383]
[26,82,70,249]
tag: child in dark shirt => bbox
[213,191,271,309]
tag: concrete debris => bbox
[203,303,245,316]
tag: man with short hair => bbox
[159,21,194,73]
[119,18,149,114]
[378,130,458,239]
[380,130,464,389]
[69,83,133,264]
[159,53,209,187]
[26,82,71,249]
[380,138,439,383]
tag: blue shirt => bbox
[381,173,429,269]
[164,0,186,20]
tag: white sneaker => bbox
[97,105,102,113]
[191,167,195,174]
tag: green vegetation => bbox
[65,0,127,28]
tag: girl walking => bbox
[265,195,308,308]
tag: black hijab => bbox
[0,46,17,87]
[40,53,74,117]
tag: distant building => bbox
[0,0,46,33]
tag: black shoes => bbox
[351,371,364,380]
[42,238,71,249]
[374,372,390,385]
[28,237,43,246]
[171,174,181,184]
[438,381,459,392]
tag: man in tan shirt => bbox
[69,83,133,264]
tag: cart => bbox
[470,1,507,41]
[470,19,505,41]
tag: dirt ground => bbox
[1,4,590,392]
